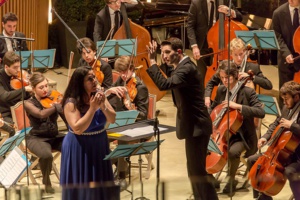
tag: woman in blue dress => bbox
[60,66,117,200]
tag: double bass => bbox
[206,0,248,99]
[206,75,252,174]
[113,6,166,101]
[248,101,300,196]
[293,27,300,83]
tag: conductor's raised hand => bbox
[147,40,157,61]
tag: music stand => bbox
[0,127,32,157]
[207,137,223,155]
[257,94,281,128]
[96,39,137,57]
[105,140,164,200]
[108,110,139,129]
[235,30,279,75]
[33,49,56,68]
[15,51,31,69]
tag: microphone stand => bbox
[0,35,35,186]
[153,109,160,200]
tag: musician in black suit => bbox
[146,38,218,200]
[247,81,300,200]
[273,1,300,108]
[210,60,265,196]
[186,0,242,90]
[0,13,28,60]
[205,38,273,109]
[93,0,142,42]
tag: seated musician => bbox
[24,72,66,194]
[0,51,32,137]
[77,37,112,90]
[209,60,265,196]
[247,81,300,200]
[205,38,273,109]
[105,55,149,190]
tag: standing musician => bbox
[205,38,273,109]
[247,81,300,200]
[146,38,218,200]
[0,12,28,61]
[0,51,32,137]
[186,0,243,90]
[105,55,149,190]
[273,0,300,108]
[24,72,66,194]
[93,0,143,42]
[210,60,265,196]
[77,37,113,90]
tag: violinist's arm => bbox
[0,83,25,105]
[290,120,300,137]
[205,74,222,108]
[24,100,57,119]
[249,63,273,90]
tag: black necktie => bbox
[113,11,120,36]
[209,1,214,28]
[10,39,16,51]
[293,8,299,30]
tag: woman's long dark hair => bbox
[62,66,92,113]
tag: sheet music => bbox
[0,147,30,188]
[119,125,167,137]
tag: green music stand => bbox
[15,51,31,69]
[0,127,32,157]
[33,49,56,68]
[96,39,137,57]
[105,140,164,199]
[208,137,223,155]
[108,110,139,129]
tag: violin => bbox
[90,59,104,85]
[10,70,30,90]
[40,90,63,108]
[123,77,137,110]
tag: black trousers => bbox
[185,134,218,200]
[247,153,300,199]
[26,136,64,186]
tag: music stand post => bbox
[153,110,160,200]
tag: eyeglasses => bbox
[108,0,120,5]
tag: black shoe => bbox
[214,180,221,189]
[258,193,273,200]
[222,179,238,196]
[45,186,55,194]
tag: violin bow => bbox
[91,25,115,68]
[67,51,74,84]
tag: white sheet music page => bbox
[120,125,167,137]
[0,146,29,188]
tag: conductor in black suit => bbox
[186,0,242,90]
[0,13,28,60]
[272,0,300,108]
[146,38,218,200]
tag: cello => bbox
[248,101,300,196]
[206,0,248,99]
[113,6,166,101]
[293,27,300,83]
[206,75,252,174]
